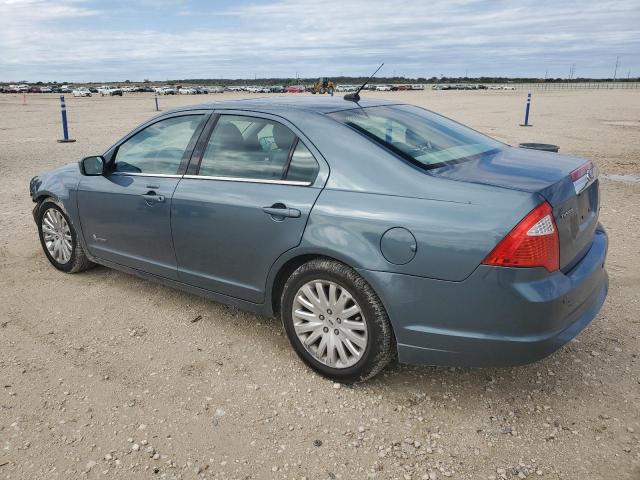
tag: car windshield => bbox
[329,105,502,169]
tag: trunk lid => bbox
[431,146,600,270]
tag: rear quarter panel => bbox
[302,183,541,281]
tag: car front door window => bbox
[115,115,205,175]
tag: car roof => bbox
[168,96,401,115]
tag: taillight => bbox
[482,202,559,272]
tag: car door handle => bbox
[262,205,301,218]
[142,193,165,203]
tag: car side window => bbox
[285,142,320,183]
[114,115,204,175]
[198,115,296,180]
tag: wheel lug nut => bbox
[319,315,324,320]
[334,329,339,335]
[323,327,329,333]
[327,309,332,315]
[336,318,341,323]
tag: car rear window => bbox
[328,105,502,170]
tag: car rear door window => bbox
[114,115,205,175]
[285,142,320,183]
[198,115,298,181]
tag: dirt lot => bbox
[1,90,639,480]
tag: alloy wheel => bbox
[41,208,72,264]
[292,280,368,368]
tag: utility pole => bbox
[613,56,619,80]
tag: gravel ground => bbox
[0,90,639,480]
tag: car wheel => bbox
[281,258,395,383]
[37,201,93,273]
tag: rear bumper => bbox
[358,226,608,367]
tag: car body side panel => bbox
[77,173,181,280]
[171,181,322,303]
[302,186,540,281]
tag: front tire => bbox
[37,201,93,273]
[281,258,395,383]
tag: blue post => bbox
[520,92,532,127]
[57,95,76,143]
[154,92,159,111]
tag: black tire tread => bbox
[38,200,94,274]
[281,258,395,383]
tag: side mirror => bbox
[80,155,105,176]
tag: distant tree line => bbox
[2,76,638,86]
[169,76,640,86]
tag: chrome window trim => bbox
[111,172,183,179]
[182,174,311,186]
[109,172,312,185]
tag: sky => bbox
[1,0,639,82]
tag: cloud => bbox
[0,0,638,81]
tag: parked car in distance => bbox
[29,97,608,383]
[269,85,285,93]
[208,86,224,93]
[286,85,305,93]
[158,86,176,95]
[179,87,196,95]
[100,87,122,96]
[72,88,92,97]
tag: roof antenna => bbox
[344,62,384,102]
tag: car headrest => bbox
[216,122,244,149]
[273,124,295,150]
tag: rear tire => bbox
[37,200,94,273]
[281,258,394,383]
